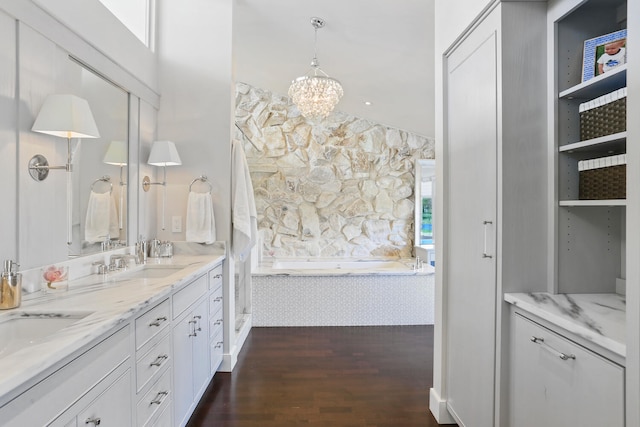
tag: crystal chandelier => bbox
[288,17,344,121]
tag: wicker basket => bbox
[579,164,626,200]
[580,97,626,141]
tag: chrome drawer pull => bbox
[150,390,169,405]
[215,341,223,349]
[212,274,222,279]
[85,417,101,426]
[149,354,169,367]
[214,319,222,325]
[214,297,222,302]
[149,316,167,327]
[530,336,576,361]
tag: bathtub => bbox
[252,258,434,327]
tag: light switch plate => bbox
[172,216,182,233]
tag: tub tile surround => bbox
[505,292,626,357]
[0,245,225,406]
[235,82,435,260]
[253,259,434,327]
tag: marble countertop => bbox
[504,292,626,357]
[0,251,225,406]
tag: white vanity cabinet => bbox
[510,311,624,427]
[172,273,211,427]
[0,325,132,427]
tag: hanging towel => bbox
[84,190,119,243]
[232,140,257,261]
[186,191,216,244]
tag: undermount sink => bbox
[0,311,93,358]
[118,264,188,279]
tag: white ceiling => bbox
[232,0,435,137]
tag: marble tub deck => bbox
[505,292,626,358]
[0,251,225,406]
[253,258,435,276]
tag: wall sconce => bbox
[142,140,182,230]
[29,94,100,244]
[103,140,128,230]
[28,94,100,180]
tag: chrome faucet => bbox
[109,254,140,271]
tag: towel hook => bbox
[91,175,113,194]
[189,175,213,193]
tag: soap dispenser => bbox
[0,260,21,310]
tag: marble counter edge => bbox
[504,292,626,358]
[0,252,225,407]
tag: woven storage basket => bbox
[580,97,626,141]
[579,164,626,199]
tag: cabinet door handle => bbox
[215,341,223,349]
[149,316,167,327]
[530,336,576,360]
[85,417,101,426]
[149,354,169,367]
[194,315,202,332]
[214,297,222,302]
[213,274,222,279]
[189,319,197,337]
[214,319,222,325]
[482,220,493,259]
[150,390,169,405]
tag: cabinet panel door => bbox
[511,314,624,427]
[192,298,210,400]
[173,312,195,426]
[444,9,498,427]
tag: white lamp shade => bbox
[103,140,128,165]
[148,140,182,166]
[32,94,100,139]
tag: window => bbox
[98,0,153,48]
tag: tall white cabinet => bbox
[437,2,548,426]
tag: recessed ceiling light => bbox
[364,101,372,106]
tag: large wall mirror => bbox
[68,59,129,257]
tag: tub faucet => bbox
[414,256,423,272]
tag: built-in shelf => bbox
[559,132,626,154]
[559,65,627,100]
[559,199,626,207]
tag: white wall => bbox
[155,0,236,370]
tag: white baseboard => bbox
[219,316,253,372]
[429,388,457,424]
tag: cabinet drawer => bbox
[135,299,170,351]
[511,313,624,427]
[136,332,171,394]
[210,328,224,374]
[173,274,207,319]
[209,310,223,338]
[209,284,223,316]
[209,264,223,290]
[136,368,172,427]
[77,368,132,427]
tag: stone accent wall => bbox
[235,82,434,259]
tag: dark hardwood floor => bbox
[187,325,445,427]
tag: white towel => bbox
[186,191,216,244]
[84,190,119,243]
[232,140,257,261]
